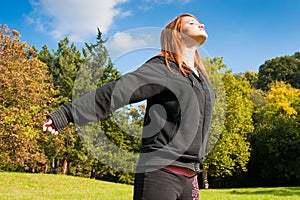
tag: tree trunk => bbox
[62,159,68,175]
[52,158,56,174]
[90,166,96,179]
[44,162,48,173]
[202,169,209,189]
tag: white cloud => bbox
[106,28,162,60]
[111,32,147,49]
[119,10,132,18]
[106,32,148,58]
[27,0,130,42]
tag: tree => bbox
[39,37,84,103]
[0,25,54,172]
[199,57,226,188]
[202,59,254,188]
[74,29,140,184]
[236,70,258,89]
[248,81,300,186]
[38,37,85,174]
[256,53,300,90]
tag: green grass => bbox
[0,172,299,200]
[200,187,300,200]
[0,172,133,200]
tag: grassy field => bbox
[0,172,299,200]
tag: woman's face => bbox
[181,16,208,46]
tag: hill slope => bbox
[1,172,299,200]
[0,172,133,200]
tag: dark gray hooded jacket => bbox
[48,56,215,173]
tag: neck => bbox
[182,47,197,68]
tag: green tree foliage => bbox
[39,37,84,103]
[236,70,258,89]
[84,29,121,86]
[204,65,254,178]
[202,57,226,159]
[4,22,300,188]
[0,25,54,172]
[74,29,121,97]
[256,52,300,90]
[75,29,141,184]
[38,37,86,174]
[249,81,300,186]
[37,29,141,184]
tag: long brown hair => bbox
[158,13,210,81]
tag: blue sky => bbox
[1,0,300,73]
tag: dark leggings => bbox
[133,169,199,200]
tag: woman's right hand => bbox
[43,119,59,135]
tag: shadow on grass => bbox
[230,187,300,197]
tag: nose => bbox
[199,23,205,28]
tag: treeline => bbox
[0,24,299,188]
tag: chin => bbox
[197,34,208,45]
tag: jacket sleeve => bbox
[47,61,168,132]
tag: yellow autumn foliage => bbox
[267,81,300,115]
[0,24,54,171]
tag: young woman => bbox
[43,13,215,200]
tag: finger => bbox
[51,129,56,134]
[43,123,47,131]
[45,119,53,125]
[48,126,53,132]
[43,119,53,132]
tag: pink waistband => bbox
[163,165,197,177]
